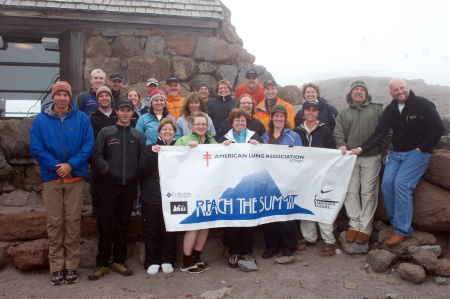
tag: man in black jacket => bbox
[107,73,127,105]
[89,99,145,281]
[350,78,444,246]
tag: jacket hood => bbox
[216,94,233,102]
[42,101,77,119]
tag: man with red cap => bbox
[30,81,94,285]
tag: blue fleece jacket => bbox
[261,128,302,146]
[135,112,181,145]
[30,102,94,182]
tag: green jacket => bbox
[174,131,217,146]
[334,100,391,157]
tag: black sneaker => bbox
[229,254,239,268]
[51,271,64,286]
[242,253,256,263]
[65,269,78,284]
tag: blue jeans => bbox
[381,150,432,236]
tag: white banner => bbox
[159,144,356,232]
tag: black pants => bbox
[142,202,177,268]
[89,167,101,213]
[262,221,296,252]
[96,183,136,267]
[224,227,255,255]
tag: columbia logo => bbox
[166,193,172,198]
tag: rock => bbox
[434,277,449,285]
[127,56,171,85]
[198,62,217,75]
[171,56,197,81]
[199,287,232,299]
[24,163,43,192]
[366,249,397,273]
[408,245,450,276]
[411,179,450,232]
[373,220,389,232]
[150,30,161,36]
[386,280,402,285]
[138,242,145,264]
[189,75,218,96]
[382,238,420,259]
[176,237,223,262]
[166,36,195,56]
[370,231,379,243]
[83,57,120,90]
[0,241,11,270]
[118,30,134,36]
[9,239,49,271]
[335,249,342,255]
[398,263,426,284]
[433,232,449,257]
[80,213,97,238]
[144,35,165,56]
[194,37,238,65]
[0,212,47,241]
[322,250,335,257]
[213,65,238,87]
[278,85,302,106]
[411,230,437,245]
[378,227,392,243]
[435,136,450,151]
[235,64,275,87]
[114,36,141,60]
[385,294,397,299]
[442,114,450,136]
[126,215,143,236]
[101,29,120,37]
[0,117,35,160]
[343,281,358,290]
[85,36,112,58]
[78,238,97,269]
[237,260,258,272]
[217,15,239,44]
[134,30,149,37]
[230,44,256,66]
[275,256,295,264]
[0,190,43,207]
[423,149,450,189]
[421,245,441,257]
[0,155,13,181]
[338,231,369,254]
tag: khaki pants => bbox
[300,220,335,244]
[42,179,85,273]
[344,155,381,235]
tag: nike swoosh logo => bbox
[321,189,332,194]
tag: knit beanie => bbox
[51,81,72,100]
[197,82,210,91]
[96,86,112,100]
[350,80,368,92]
[149,89,166,105]
[271,104,287,118]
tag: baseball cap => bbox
[109,73,123,82]
[245,70,258,78]
[263,80,277,88]
[166,77,180,85]
[116,98,134,110]
[302,101,320,110]
[146,78,159,86]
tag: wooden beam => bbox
[59,30,85,99]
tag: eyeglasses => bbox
[218,87,229,90]
[233,119,246,123]
[193,123,207,127]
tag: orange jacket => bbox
[234,84,265,104]
[254,97,295,130]
[165,94,185,121]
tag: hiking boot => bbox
[50,271,64,286]
[229,254,239,268]
[111,263,133,276]
[297,238,317,246]
[64,269,78,284]
[88,266,109,281]
[323,243,334,252]
[242,253,256,263]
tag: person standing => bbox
[30,81,94,285]
[350,78,444,246]
[197,82,211,102]
[294,101,336,256]
[165,77,185,120]
[75,69,112,114]
[107,73,126,104]
[89,99,145,280]
[234,70,265,104]
[206,80,237,131]
[177,92,215,136]
[143,78,159,107]
[294,82,338,130]
[334,80,391,244]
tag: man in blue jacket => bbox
[30,81,94,286]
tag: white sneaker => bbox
[161,263,174,274]
[147,264,160,275]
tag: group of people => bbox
[30,68,444,285]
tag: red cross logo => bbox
[203,152,211,167]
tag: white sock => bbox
[161,263,174,274]
[147,264,160,275]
